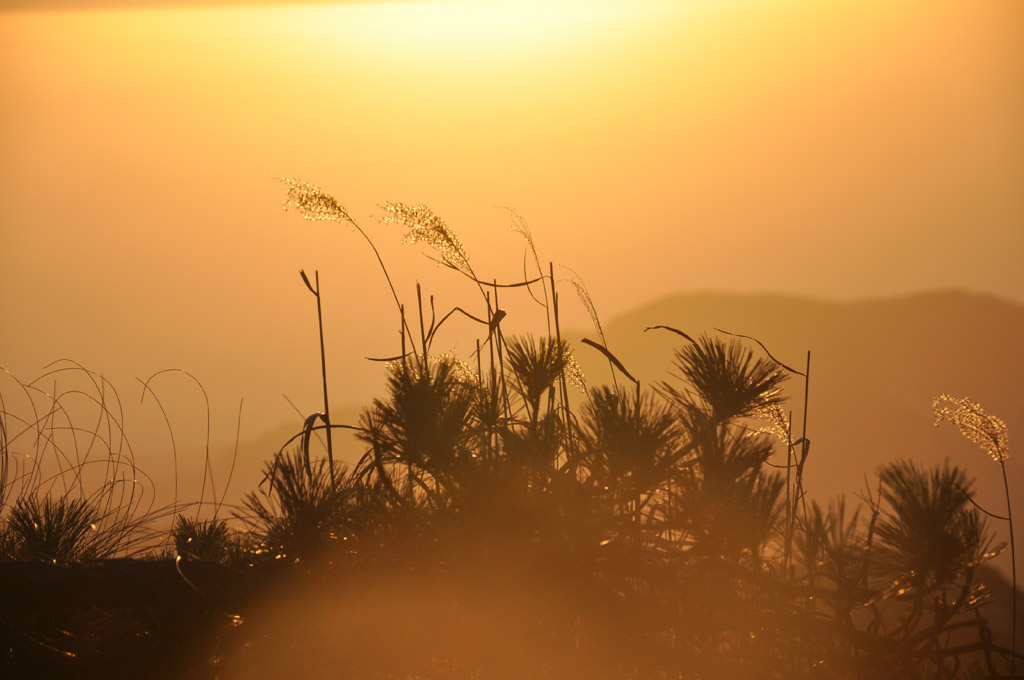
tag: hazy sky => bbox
[2,0,1022,448]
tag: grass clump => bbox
[240,447,354,565]
[172,514,233,563]
[1,183,1019,679]
[2,495,104,563]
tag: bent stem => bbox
[315,272,335,486]
[1002,458,1017,654]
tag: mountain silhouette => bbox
[208,288,1024,651]
[564,289,1024,573]
[221,290,1022,567]
[228,290,1021,513]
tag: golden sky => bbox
[1,0,1022,444]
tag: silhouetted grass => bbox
[1,185,1020,678]
[0,363,246,677]
[935,395,1017,656]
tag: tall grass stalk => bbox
[934,394,1014,652]
[549,262,574,463]
[1002,456,1017,653]
[506,208,552,336]
[282,179,415,344]
[300,269,335,486]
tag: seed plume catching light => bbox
[932,394,1009,462]
[379,202,472,276]
[564,354,588,394]
[749,401,791,444]
[280,178,351,223]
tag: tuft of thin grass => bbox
[0,362,236,562]
[876,460,994,590]
[173,513,232,563]
[4,495,104,563]
[240,447,352,563]
[0,363,172,558]
[660,335,787,424]
[357,355,476,480]
[580,385,679,510]
[505,335,571,423]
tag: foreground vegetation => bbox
[1,183,1019,678]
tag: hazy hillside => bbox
[563,289,1024,570]
[200,289,1024,597]
[226,289,1023,508]
[203,403,370,513]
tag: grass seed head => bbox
[564,354,588,394]
[748,399,790,444]
[379,201,471,275]
[281,178,351,223]
[507,209,535,250]
[932,394,1009,463]
[439,353,481,387]
[565,268,605,340]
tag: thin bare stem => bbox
[1002,458,1017,654]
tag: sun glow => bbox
[268,0,682,64]
[352,0,634,48]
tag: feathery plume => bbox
[564,354,588,394]
[384,354,480,387]
[379,202,471,275]
[564,267,605,341]
[440,353,482,387]
[933,394,1009,462]
[280,178,351,222]
[749,399,791,444]
[507,209,535,251]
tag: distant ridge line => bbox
[609,289,1024,324]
